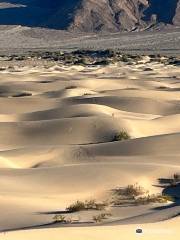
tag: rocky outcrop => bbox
[68,0,149,32]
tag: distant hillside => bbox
[0,0,179,32]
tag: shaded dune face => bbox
[143,0,179,23]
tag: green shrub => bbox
[113,131,130,141]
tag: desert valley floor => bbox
[0,55,179,239]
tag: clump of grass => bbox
[113,184,145,198]
[53,214,67,223]
[74,56,93,65]
[83,93,92,96]
[120,55,131,62]
[93,201,108,211]
[93,213,112,223]
[64,54,74,64]
[113,131,130,141]
[53,214,73,224]
[66,200,86,212]
[135,194,174,205]
[85,199,106,210]
[160,194,174,202]
[93,59,110,66]
[66,199,107,212]
[112,183,175,206]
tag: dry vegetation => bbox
[53,214,73,224]
[66,200,107,212]
[112,131,131,142]
[93,213,112,223]
[53,180,176,225]
[111,183,174,206]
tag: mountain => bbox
[0,0,180,32]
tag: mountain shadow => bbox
[0,0,81,29]
[143,0,179,24]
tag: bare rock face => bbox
[68,0,180,32]
[69,0,149,32]
[0,0,180,32]
[48,0,180,32]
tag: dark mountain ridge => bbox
[0,0,179,32]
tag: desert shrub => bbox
[113,131,130,141]
[66,201,86,212]
[93,59,110,66]
[74,56,93,65]
[112,184,147,205]
[85,199,96,209]
[95,202,108,210]
[135,194,174,205]
[125,184,145,197]
[120,55,131,62]
[112,183,175,206]
[15,56,25,61]
[143,67,153,71]
[113,184,145,198]
[85,199,108,210]
[53,214,73,224]
[66,199,107,212]
[160,194,174,202]
[93,213,112,223]
[53,214,66,223]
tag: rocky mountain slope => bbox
[0,0,179,32]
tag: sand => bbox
[0,57,179,239]
[1,218,180,240]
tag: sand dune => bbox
[0,58,179,238]
[2,218,180,240]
